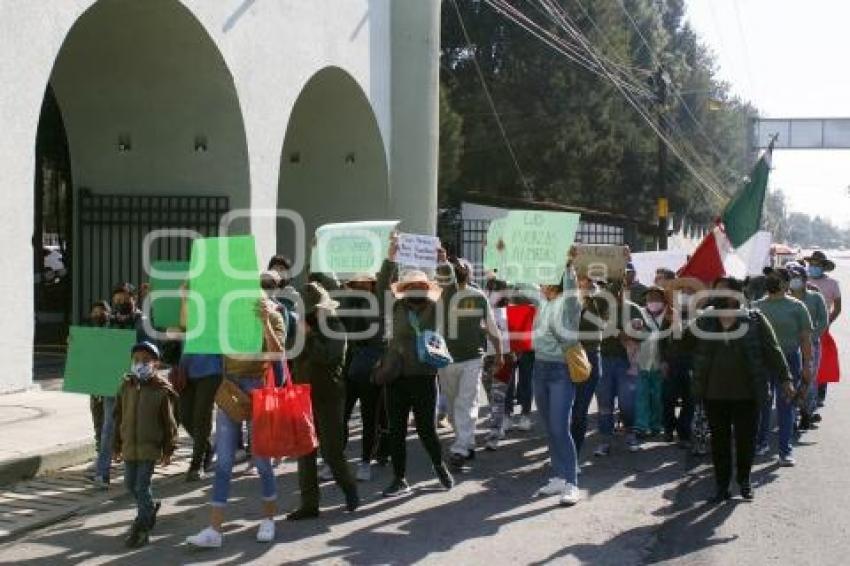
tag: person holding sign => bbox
[528,246,582,507]
[438,256,505,471]
[379,236,455,498]
[186,283,286,549]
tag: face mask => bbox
[808,266,824,278]
[132,362,155,381]
[646,301,665,315]
[789,278,805,291]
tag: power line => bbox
[531,0,729,203]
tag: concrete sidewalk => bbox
[0,385,95,486]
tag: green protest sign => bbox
[483,210,580,285]
[63,326,137,396]
[150,260,190,329]
[183,235,264,355]
[310,220,400,276]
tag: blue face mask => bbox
[132,362,155,382]
[809,266,824,279]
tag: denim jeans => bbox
[211,376,277,507]
[124,460,156,528]
[95,396,116,481]
[571,350,600,457]
[597,356,636,437]
[507,351,535,415]
[635,369,663,434]
[533,360,578,485]
[806,339,822,415]
[757,350,802,458]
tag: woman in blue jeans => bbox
[530,247,582,506]
[187,293,286,548]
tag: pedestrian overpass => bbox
[752,118,850,150]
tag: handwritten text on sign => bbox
[397,233,440,269]
[484,210,580,285]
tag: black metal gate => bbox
[76,190,229,321]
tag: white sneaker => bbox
[256,519,275,543]
[534,478,566,497]
[514,415,533,432]
[356,462,372,482]
[560,483,580,506]
[186,527,222,548]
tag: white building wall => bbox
[0,0,440,393]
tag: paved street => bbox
[2,266,850,565]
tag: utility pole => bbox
[652,66,669,251]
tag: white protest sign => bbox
[397,233,440,269]
[310,220,400,276]
[631,250,689,286]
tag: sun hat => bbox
[346,273,378,284]
[391,270,442,302]
[303,282,340,314]
[803,250,835,272]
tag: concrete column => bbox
[389,0,440,235]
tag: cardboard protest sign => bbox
[310,221,400,276]
[63,326,137,396]
[183,235,264,355]
[573,245,628,281]
[630,250,688,287]
[483,210,580,285]
[397,233,440,269]
[150,260,190,329]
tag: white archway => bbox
[39,0,250,323]
[276,66,390,268]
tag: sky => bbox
[683,0,850,228]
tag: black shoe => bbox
[448,453,471,473]
[128,527,150,548]
[123,523,140,548]
[345,489,360,513]
[382,478,411,498]
[799,414,812,430]
[465,449,476,461]
[709,489,732,504]
[663,432,675,443]
[434,463,454,490]
[740,486,754,501]
[812,414,823,423]
[286,507,320,521]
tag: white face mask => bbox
[132,362,155,381]
[789,278,805,292]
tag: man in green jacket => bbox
[288,282,359,520]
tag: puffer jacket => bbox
[113,371,179,461]
[692,308,791,407]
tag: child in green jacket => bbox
[113,341,179,548]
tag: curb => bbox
[0,441,94,487]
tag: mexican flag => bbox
[678,143,774,283]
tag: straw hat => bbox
[346,273,378,284]
[391,270,442,302]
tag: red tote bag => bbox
[506,304,536,353]
[817,330,841,384]
[251,363,319,458]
